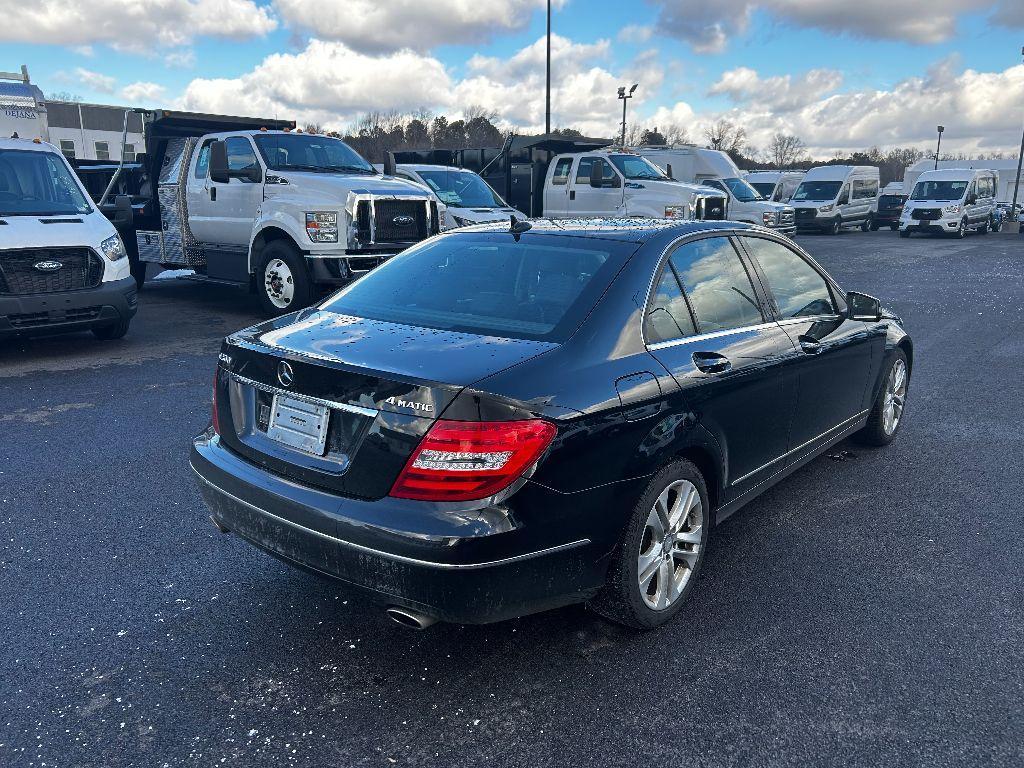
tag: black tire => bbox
[889,223,899,231]
[827,216,841,235]
[955,217,967,239]
[979,220,989,235]
[91,317,131,340]
[991,216,1002,233]
[256,240,313,317]
[853,348,909,447]
[870,221,880,231]
[899,229,911,238]
[589,459,710,630]
[860,217,871,232]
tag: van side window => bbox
[853,179,878,199]
[838,185,850,204]
[669,237,764,333]
[645,266,697,343]
[551,158,573,186]
[194,142,212,179]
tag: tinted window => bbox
[645,267,696,344]
[253,134,375,174]
[792,180,841,202]
[575,157,616,185]
[416,170,503,207]
[226,137,258,174]
[194,142,211,179]
[669,237,763,333]
[320,234,632,343]
[748,182,776,198]
[910,180,967,201]
[551,158,573,186]
[853,179,878,199]
[742,237,837,319]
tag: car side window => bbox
[225,137,259,179]
[669,237,764,333]
[740,236,838,319]
[575,157,615,185]
[551,158,573,186]
[645,266,697,344]
[194,141,212,179]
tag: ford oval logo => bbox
[33,260,63,272]
[277,360,294,388]
[392,215,415,226]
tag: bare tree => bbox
[304,122,323,135]
[767,133,807,168]
[45,91,82,102]
[661,123,691,145]
[703,119,746,154]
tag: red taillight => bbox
[211,367,221,435]
[389,419,557,502]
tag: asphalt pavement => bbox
[1,230,1022,767]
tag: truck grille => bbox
[911,208,941,221]
[373,200,428,243]
[795,208,818,220]
[0,248,104,295]
[698,197,727,220]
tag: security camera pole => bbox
[619,83,638,146]
[1011,46,1024,232]
[933,125,944,170]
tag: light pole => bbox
[545,0,551,135]
[934,125,944,170]
[1011,46,1024,229]
[618,83,637,146]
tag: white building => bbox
[1,65,145,162]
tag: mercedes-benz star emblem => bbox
[277,360,294,387]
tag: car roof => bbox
[0,137,60,153]
[445,217,756,243]
[916,168,994,181]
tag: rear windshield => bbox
[319,233,634,342]
[0,148,92,216]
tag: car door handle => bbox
[692,351,732,374]
[798,335,822,354]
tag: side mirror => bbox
[846,291,882,322]
[112,194,133,227]
[383,151,396,176]
[209,140,229,184]
[666,163,674,180]
[967,194,977,205]
[589,160,604,188]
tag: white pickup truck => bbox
[541,150,728,221]
[81,112,438,315]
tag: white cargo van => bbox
[390,164,526,227]
[541,150,728,221]
[899,168,997,238]
[0,138,137,339]
[744,171,804,203]
[636,145,795,234]
[791,166,879,234]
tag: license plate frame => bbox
[266,394,330,456]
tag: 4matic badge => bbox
[383,396,433,413]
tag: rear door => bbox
[737,234,882,463]
[645,234,795,496]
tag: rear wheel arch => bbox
[673,445,721,517]
[897,337,914,375]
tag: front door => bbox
[568,157,623,217]
[737,234,882,463]
[645,235,795,497]
[543,156,574,218]
[187,136,264,248]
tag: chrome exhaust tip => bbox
[385,606,438,630]
[210,515,230,534]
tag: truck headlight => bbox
[664,205,687,219]
[305,212,339,243]
[100,233,126,261]
[762,211,776,226]
[819,204,834,213]
[943,203,961,215]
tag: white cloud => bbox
[992,0,1024,25]
[165,49,197,69]
[273,0,560,52]
[651,0,992,51]
[121,82,167,103]
[709,67,844,112]
[73,67,116,94]
[618,24,653,44]
[650,59,1024,156]
[0,0,276,48]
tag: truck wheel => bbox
[955,217,967,239]
[861,217,871,232]
[889,223,899,231]
[92,317,131,341]
[827,217,841,235]
[870,220,880,231]
[257,241,312,316]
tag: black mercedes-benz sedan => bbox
[191,219,912,629]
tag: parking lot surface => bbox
[2,231,1022,767]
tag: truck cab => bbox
[636,146,795,234]
[541,150,728,221]
[744,171,804,203]
[0,138,137,340]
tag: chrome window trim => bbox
[227,371,379,418]
[729,408,870,487]
[192,465,590,571]
[646,321,781,351]
[775,314,842,327]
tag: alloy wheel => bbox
[883,358,907,435]
[637,479,703,611]
[264,258,295,309]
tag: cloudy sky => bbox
[3,0,1023,157]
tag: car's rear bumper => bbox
[190,432,621,624]
[0,276,137,338]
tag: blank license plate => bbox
[266,395,329,456]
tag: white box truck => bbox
[635,145,795,234]
[898,168,998,238]
[790,165,879,234]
